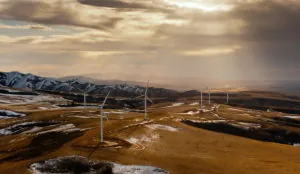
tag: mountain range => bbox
[0,71,179,97]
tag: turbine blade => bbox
[84,82,91,92]
[136,95,145,99]
[146,96,153,104]
[73,85,84,93]
[101,90,111,107]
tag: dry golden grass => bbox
[1,102,300,174]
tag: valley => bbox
[1,81,300,173]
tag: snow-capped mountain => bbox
[0,71,179,97]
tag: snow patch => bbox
[213,114,223,119]
[161,102,184,108]
[187,110,200,115]
[238,113,251,117]
[113,163,168,174]
[284,116,300,119]
[0,121,59,135]
[189,102,199,106]
[185,119,227,124]
[228,108,244,112]
[38,107,49,110]
[230,122,261,130]
[0,93,68,105]
[127,133,160,144]
[22,127,44,134]
[0,110,26,119]
[198,109,212,113]
[37,124,80,135]
[105,110,128,115]
[123,120,153,129]
[177,110,199,116]
[66,115,99,119]
[212,105,220,109]
[173,118,183,122]
[178,107,215,115]
[0,88,21,93]
[145,124,179,132]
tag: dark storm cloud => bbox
[77,0,147,9]
[0,0,122,30]
[232,0,300,43]
[230,1,300,80]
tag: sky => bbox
[0,0,300,88]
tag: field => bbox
[1,90,300,173]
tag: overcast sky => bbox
[0,0,299,88]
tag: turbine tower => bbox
[100,89,111,143]
[200,88,203,108]
[208,87,211,105]
[83,83,91,112]
[135,81,152,120]
[145,81,149,120]
[226,85,229,104]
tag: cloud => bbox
[162,0,233,12]
[77,0,148,9]
[0,0,123,30]
[77,51,142,60]
[232,0,300,43]
[0,23,53,30]
[1,0,300,84]
[182,45,241,56]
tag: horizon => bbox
[2,70,300,94]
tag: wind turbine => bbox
[200,88,203,108]
[226,85,230,104]
[134,81,152,120]
[84,83,91,112]
[75,83,91,113]
[100,89,111,143]
[144,81,153,120]
[207,86,211,105]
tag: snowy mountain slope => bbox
[59,75,152,87]
[0,71,179,97]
